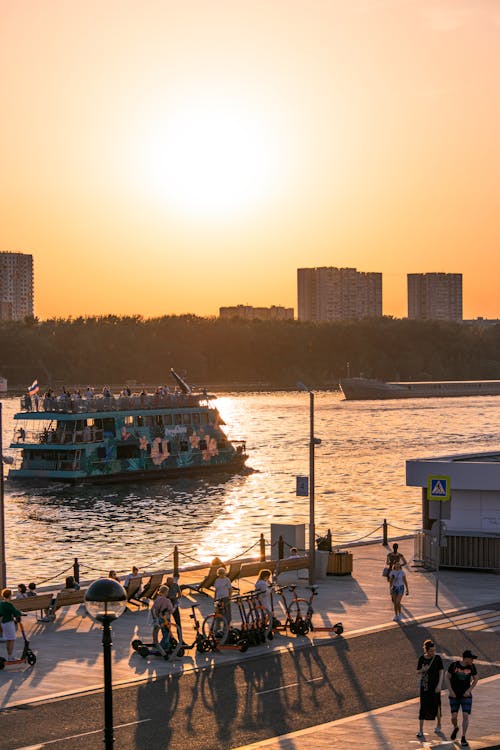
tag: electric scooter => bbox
[0,618,37,669]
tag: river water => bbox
[1,392,500,585]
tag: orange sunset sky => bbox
[1,1,499,320]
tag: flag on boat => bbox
[28,379,39,396]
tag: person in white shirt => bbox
[213,567,232,627]
[388,561,409,621]
[254,569,272,613]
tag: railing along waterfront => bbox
[17,520,419,590]
[19,393,214,414]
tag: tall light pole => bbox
[85,578,127,750]
[297,383,321,584]
[0,402,7,589]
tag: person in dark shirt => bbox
[445,650,479,746]
[0,589,24,657]
[416,639,444,740]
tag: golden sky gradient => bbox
[1,1,499,319]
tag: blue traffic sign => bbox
[427,475,451,502]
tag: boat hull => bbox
[340,378,500,401]
[8,453,248,485]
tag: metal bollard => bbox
[326,528,332,552]
[173,545,179,577]
[260,533,265,562]
[73,557,80,584]
[278,535,284,560]
[382,519,388,546]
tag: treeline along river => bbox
[2,391,500,585]
[3,316,500,386]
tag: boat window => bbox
[97,447,106,459]
[183,414,191,425]
[180,440,189,451]
[199,439,207,450]
[102,418,115,436]
[167,441,172,453]
[94,419,103,429]
[124,416,134,425]
[117,444,140,459]
[208,412,215,424]
[164,414,172,425]
[87,419,94,427]
[174,414,182,425]
[137,416,143,427]
[155,415,163,426]
[144,416,154,427]
[192,413,200,425]
[201,413,209,424]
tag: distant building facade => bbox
[219,305,294,321]
[297,267,382,322]
[407,273,462,322]
[0,252,34,320]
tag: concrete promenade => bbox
[1,538,499,749]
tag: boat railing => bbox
[19,393,211,414]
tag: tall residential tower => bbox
[407,273,462,322]
[297,267,382,322]
[0,252,34,320]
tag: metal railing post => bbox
[259,533,265,562]
[173,546,179,577]
[382,518,388,546]
[73,557,80,584]
[278,535,284,560]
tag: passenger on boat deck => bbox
[71,389,81,401]
[33,392,39,411]
[24,393,32,411]
[102,385,112,399]
[161,385,169,396]
[85,386,94,400]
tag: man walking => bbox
[445,649,478,747]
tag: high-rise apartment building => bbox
[297,267,382,322]
[407,273,462,322]
[219,305,294,321]
[0,252,34,320]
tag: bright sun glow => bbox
[140,99,280,219]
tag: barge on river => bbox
[8,370,247,483]
[340,377,500,401]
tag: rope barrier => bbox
[387,523,419,532]
[35,564,74,586]
[331,524,383,544]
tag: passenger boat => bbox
[8,370,247,483]
[340,377,500,401]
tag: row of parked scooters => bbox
[131,584,344,661]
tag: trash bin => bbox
[327,551,353,576]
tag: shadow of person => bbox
[135,673,179,750]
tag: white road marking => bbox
[14,718,151,749]
[256,676,324,695]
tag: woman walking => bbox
[388,561,408,621]
[416,639,444,740]
[0,588,24,658]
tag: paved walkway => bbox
[1,538,499,750]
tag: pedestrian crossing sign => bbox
[427,475,451,501]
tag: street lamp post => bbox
[85,578,127,750]
[0,402,7,589]
[298,383,321,585]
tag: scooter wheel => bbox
[239,640,249,653]
[27,652,37,666]
[267,631,274,641]
[289,622,297,634]
[0,657,5,670]
[333,623,344,636]
[297,621,309,636]
[196,642,206,653]
[138,646,150,658]
[131,639,143,651]
[177,648,185,658]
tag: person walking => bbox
[416,639,444,740]
[0,589,24,658]
[166,575,184,644]
[388,560,409,621]
[445,650,478,747]
[151,585,173,648]
[386,542,407,569]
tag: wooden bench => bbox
[275,556,310,573]
[238,559,277,580]
[15,589,86,620]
